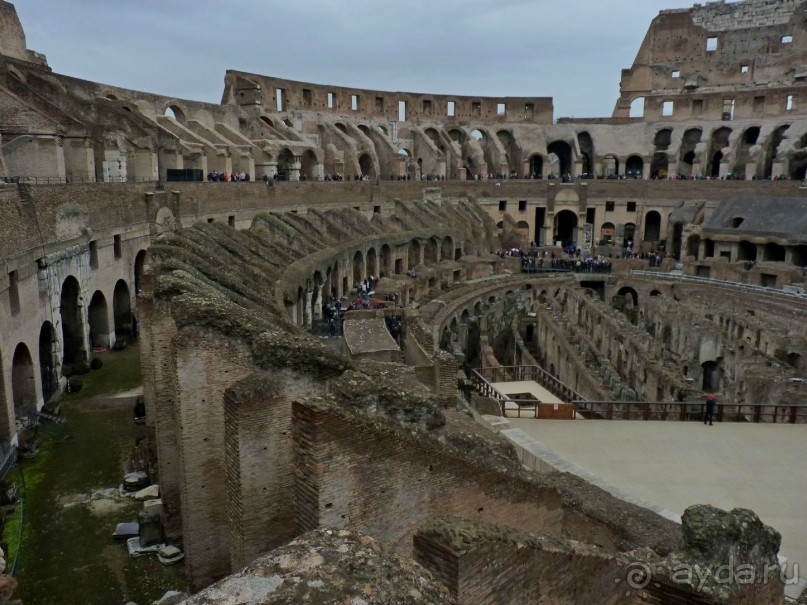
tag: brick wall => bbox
[413,528,636,605]
[172,328,254,591]
[223,370,324,570]
[290,401,640,561]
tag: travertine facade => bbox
[0,1,803,602]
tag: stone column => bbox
[303,289,313,328]
[312,285,323,320]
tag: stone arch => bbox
[644,211,662,242]
[701,360,721,392]
[650,152,669,179]
[424,238,439,265]
[163,103,186,122]
[708,127,732,177]
[88,290,111,349]
[624,222,636,247]
[654,129,672,151]
[38,321,57,404]
[441,236,454,261]
[547,141,573,176]
[379,244,392,276]
[554,210,578,245]
[629,97,645,118]
[650,289,663,297]
[601,154,620,178]
[577,132,594,175]
[366,247,378,277]
[352,250,365,284]
[409,239,422,267]
[679,128,703,177]
[12,343,36,419]
[358,153,376,178]
[300,149,319,181]
[600,222,616,245]
[470,129,485,141]
[113,280,133,342]
[60,275,86,366]
[134,249,149,294]
[765,125,790,178]
[277,148,295,180]
[529,154,544,179]
[625,155,644,178]
[618,287,639,308]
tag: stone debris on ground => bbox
[135,484,159,500]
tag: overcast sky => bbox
[16,0,704,118]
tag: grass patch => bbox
[4,348,188,604]
[61,346,142,402]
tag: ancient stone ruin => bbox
[0,0,804,602]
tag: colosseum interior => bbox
[1,0,807,603]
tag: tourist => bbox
[704,393,716,426]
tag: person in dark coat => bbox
[704,393,716,426]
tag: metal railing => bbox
[630,270,807,301]
[573,400,807,424]
[471,365,584,417]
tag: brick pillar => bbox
[174,328,254,592]
[224,370,325,570]
[138,283,183,538]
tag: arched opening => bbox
[577,132,594,176]
[679,129,702,177]
[470,129,484,141]
[733,126,761,178]
[644,211,661,242]
[39,322,57,404]
[300,150,319,181]
[335,123,348,134]
[352,251,365,285]
[601,154,620,178]
[701,360,721,392]
[650,153,669,179]
[425,238,439,264]
[629,97,645,118]
[654,129,672,151]
[441,237,454,261]
[529,154,543,179]
[547,141,573,177]
[60,276,85,366]
[397,148,411,177]
[379,244,391,276]
[737,241,757,262]
[625,155,644,178]
[88,290,111,349]
[409,239,422,268]
[764,243,786,262]
[554,210,578,246]
[358,153,376,178]
[624,223,636,248]
[765,125,790,178]
[164,105,186,122]
[708,127,732,177]
[113,280,133,342]
[787,352,801,370]
[366,247,378,277]
[277,148,295,181]
[650,290,662,297]
[617,287,639,308]
[12,344,36,419]
[134,249,148,294]
[600,222,616,245]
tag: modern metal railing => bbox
[630,270,807,301]
[470,365,584,417]
[573,400,807,424]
